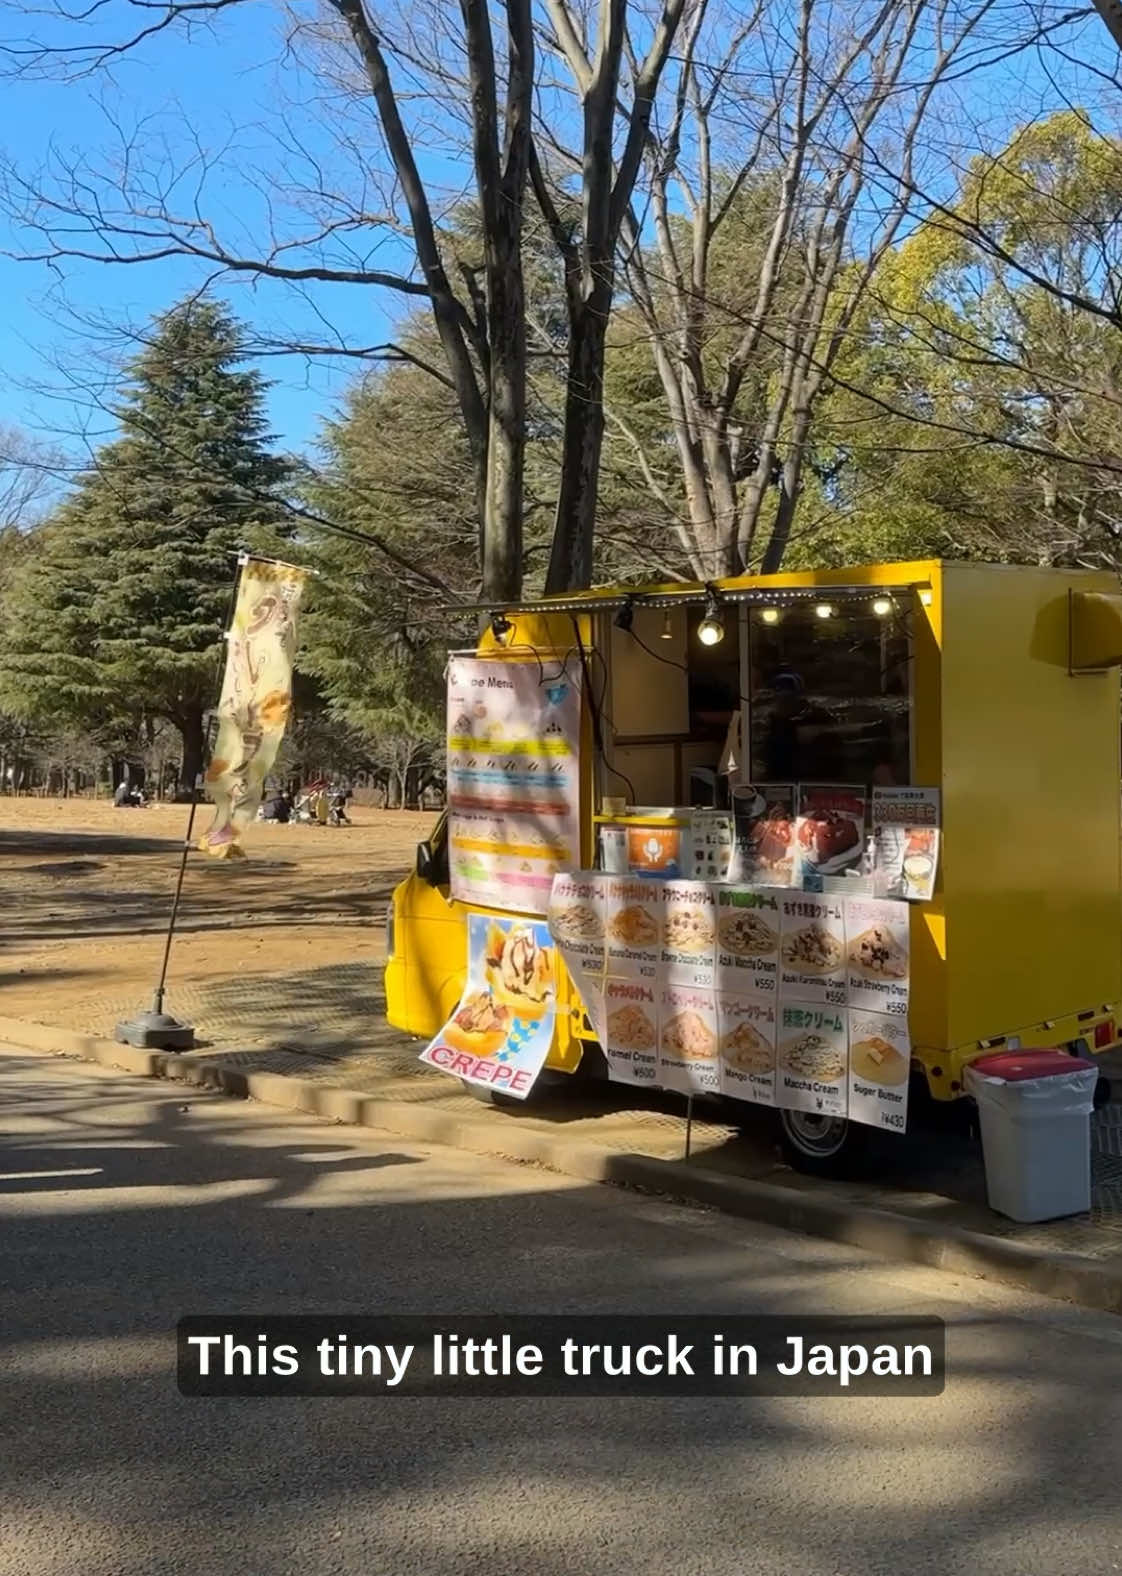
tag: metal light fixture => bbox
[814,603,835,620]
[760,607,780,625]
[490,612,513,643]
[660,610,674,640]
[872,597,893,617]
[697,586,725,646]
[614,598,635,633]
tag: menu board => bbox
[549,871,912,1132]
[447,657,581,916]
[872,787,941,902]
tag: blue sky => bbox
[1,0,1118,480]
[0,1,428,465]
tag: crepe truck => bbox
[659,880,718,989]
[845,897,911,1016]
[659,984,720,1096]
[718,993,777,1104]
[603,976,659,1084]
[776,1003,848,1118]
[779,894,847,1007]
[419,913,557,1098]
[848,1010,912,1131]
[715,886,780,995]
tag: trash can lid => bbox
[969,1048,1096,1081]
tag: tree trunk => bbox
[481,230,526,602]
[178,707,206,795]
[760,401,814,574]
[546,293,610,593]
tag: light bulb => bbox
[696,587,725,645]
[872,597,893,617]
[660,610,673,640]
[760,607,780,625]
[814,603,835,620]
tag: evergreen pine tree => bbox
[1,298,292,789]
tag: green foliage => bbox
[0,298,293,784]
[811,112,1122,570]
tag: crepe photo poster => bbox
[872,787,941,902]
[420,913,557,1098]
[794,785,867,892]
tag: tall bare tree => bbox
[1,0,689,596]
[615,0,1019,576]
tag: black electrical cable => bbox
[570,616,637,805]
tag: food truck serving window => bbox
[748,601,910,787]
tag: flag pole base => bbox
[116,993,195,1051]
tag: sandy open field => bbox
[0,798,437,1045]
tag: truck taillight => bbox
[1095,1019,1115,1049]
[385,901,395,959]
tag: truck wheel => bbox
[776,1108,871,1178]
[460,1070,572,1109]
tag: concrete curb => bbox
[3,1014,1120,1318]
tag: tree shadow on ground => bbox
[1,1052,1120,1576]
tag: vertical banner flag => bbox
[420,914,557,1099]
[201,558,308,859]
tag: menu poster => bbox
[795,785,866,892]
[847,1009,911,1132]
[845,897,910,1017]
[549,871,606,978]
[775,1003,848,1118]
[714,886,780,996]
[447,657,582,917]
[659,984,720,1097]
[604,975,660,1086]
[779,894,847,1006]
[718,993,777,1105]
[660,880,718,989]
[540,872,912,1133]
[548,871,608,1042]
[690,810,733,882]
[728,784,797,887]
[419,914,556,1099]
[872,787,941,902]
[603,876,661,981]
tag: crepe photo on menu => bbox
[658,985,720,1097]
[794,785,866,891]
[603,976,659,1086]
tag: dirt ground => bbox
[0,798,437,1038]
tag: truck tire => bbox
[775,1108,871,1178]
[460,1069,573,1109]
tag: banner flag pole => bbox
[115,555,250,1051]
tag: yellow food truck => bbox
[385,559,1122,1173]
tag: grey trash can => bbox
[964,1049,1098,1222]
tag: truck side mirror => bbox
[416,840,436,882]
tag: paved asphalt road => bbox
[2,1046,1122,1576]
